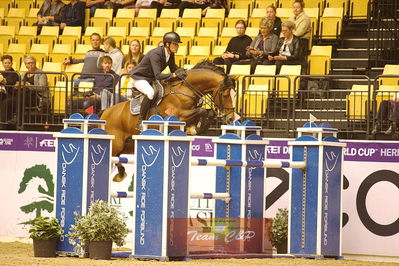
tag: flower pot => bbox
[276,240,288,254]
[89,240,112,260]
[33,238,57,257]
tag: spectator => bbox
[124,39,144,66]
[104,0,135,16]
[202,0,228,16]
[268,21,305,74]
[372,95,399,135]
[134,0,155,16]
[34,0,65,32]
[63,33,105,89]
[213,20,252,74]
[21,56,50,111]
[116,61,137,102]
[288,0,311,54]
[245,17,279,74]
[0,55,19,122]
[60,0,86,30]
[151,0,181,17]
[86,0,108,17]
[179,0,210,17]
[266,5,282,36]
[103,37,124,75]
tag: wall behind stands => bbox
[0,132,398,257]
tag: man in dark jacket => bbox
[128,32,186,130]
[60,0,86,30]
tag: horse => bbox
[100,60,236,182]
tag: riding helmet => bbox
[163,32,182,44]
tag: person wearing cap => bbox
[128,32,187,130]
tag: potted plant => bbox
[271,208,288,254]
[67,200,129,260]
[23,216,62,257]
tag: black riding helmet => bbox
[163,32,182,44]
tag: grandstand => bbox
[0,0,398,140]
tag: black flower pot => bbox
[276,240,288,254]
[89,240,112,260]
[33,238,57,257]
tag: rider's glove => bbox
[175,68,188,80]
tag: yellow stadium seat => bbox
[0,43,3,55]
[255,0,277,9]
[6,8,26,34]
[121,44,129,55]
[0,0,13,13]
[50,43,72,63]
[253,65,277,87]
[249,8,266,27]
[29,43,49,68]
[157,9,179,30]
[210,45,227,60]
[319,8,344,39]
[243,84,269,117]
[52,80,68,113]
[16,26,37,51]
[0,25,15,48]
[230,64,251,81]
[230,0,253,11]
[323,7,344,17]
[325,0,348,15]
[91,9,113,31]
[308,45,332,75]
[346,84,372,120]
[126,26,150,48]
[349,0,369,19]
[277,65,301,97]
[375,85,399,114]
[175,26,195,48]
[65,62,84,80]
[14,0,35,16]
[224,9,248,28]
[219,27,236,45]
[186,45,210,65]
[25,7,40,25]
[179,8,202,33]
[59,26,82,49]
[134,9,157,31]
[74,44,91,59]
[201,8,225,33]
[175,45,187,67]
[246,27,260,38]
[37,26,59,46]
[149,27,172,45]
[143,45,157,54]
[6,43,26,69]
[276,8,291,21]
[106,26,127,47]
[82,26,105,44]
[113,8,135,30]
[379,65,399,86]
[194,27,218,50]
[42,61,63,88]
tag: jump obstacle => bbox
[54,113,346,260]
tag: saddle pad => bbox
[129,80,164,115]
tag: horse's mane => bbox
[192,60,226,76]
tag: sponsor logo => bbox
[248,149,263,161]
[325,151,340,171]
[141,145,160,167]
[171,146,186,167]
[61,144,80,165]
[39,139,55,148]
[90,144,107,166]
[0,138,13,145]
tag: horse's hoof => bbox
[113,172,127,182]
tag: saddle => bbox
[129,80,164,115]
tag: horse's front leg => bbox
[179,107,211,135]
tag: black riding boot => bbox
[136,96,152,131]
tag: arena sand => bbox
[0,242,398,266]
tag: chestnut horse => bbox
[100,61,236,181]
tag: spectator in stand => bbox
[213,20,252,74]
[134,0,155,16]
[104,0,135,16]
[34,0,65,32]
[0,55,19,122]
[60,0,86,30]
[288,0,311,54]
[124,39,144,66]
[151,0,181,17]
[116,61,138,103]
[21,56,50,111]
[63,33,105,89]
[202,0,228,16]
[103,37,124,75]
[178,0,210,17]
[268,21,305,74]
[372,95,399,135]
[266,5,282,36]
[86,0,108,17]
[245,17,279,74]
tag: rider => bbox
[128,32,187,130]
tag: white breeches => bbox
[127,79,155,100]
